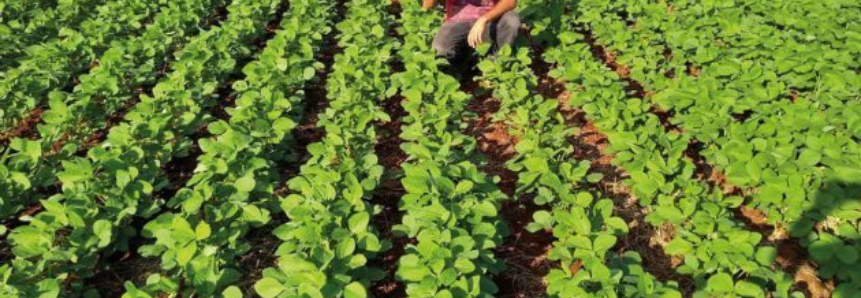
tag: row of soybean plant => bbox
[650,4,861,290]
[545,9,801,297]
[253,0,397,297]
[745,0,859,79]
[0,0,283,296]
[0,0,167,130]
[577,0,861,291]
[579,0,858,103]
[685,0,858,102]
[469,2,681,296]
[0,0,230,228]
[581,0,859,226]
[389,1,508,297]
[0,0,105,69]
[123,0,336,296]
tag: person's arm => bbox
[479,0,516,22]
[422,0,437,10]
[468,0,517,47]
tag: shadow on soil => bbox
[788,179,861,297]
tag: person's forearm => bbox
[422,0,437,10]
[479,0,516,22]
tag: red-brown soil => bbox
[734,206,834,298]
[369,178,409,298]
[368,94,409,297]
[369,3,409,296]
[0,108,44,145]
[459,53,552,297]
[495,199,553,298]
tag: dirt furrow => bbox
[368,93,409,297]
[368,2,410,297]
[0,109,44,145]
[447,45,550,297]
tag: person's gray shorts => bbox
[432,11,521,59]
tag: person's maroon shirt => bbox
[445,0,497,22]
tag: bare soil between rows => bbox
[369,2,410,296]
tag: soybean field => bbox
[0,0,859,297]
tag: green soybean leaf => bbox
[665,238,693,255]
[344,282,367,298]
[754,247,777,265]
[177,244,197,266]
[836,245,859,264]
[235,174,256,192]
[196,221,212,240]
[455,258,476,274]
[706,273,734,293]
[349,212,370,233]
[593,234,617,251]
[455,180,474,194]
[223,286,243,298]
[93,220,112,247]
[303,67,316,80]
[586,173,604,183]
[735,281,764,297]
[255,278,285,298]
[797,149,821,167]
[398,265,429,282]
[530,211,552,231]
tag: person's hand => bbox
[468,17,489,48]
[421,0,437,10]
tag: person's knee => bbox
[432,38,457,59]
[493,11,521,48]
[498,11,521,32]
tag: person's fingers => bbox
[469,27,482,48]
[468,30,476,48]
[468,30,475,47]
